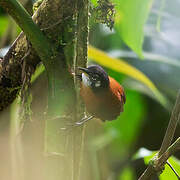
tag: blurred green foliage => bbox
[0,16,9,36]
[119,166,135,180]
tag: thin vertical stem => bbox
[73,0,89,179]
[159,91,180,156]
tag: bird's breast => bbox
[80,77,125,121]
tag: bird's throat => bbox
[82,73,91,87]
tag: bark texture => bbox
[0,0,76,111]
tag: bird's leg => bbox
[75,115,94,125]
[59,116,94,130]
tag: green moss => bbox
[33,0,44,13]
[91,0,115,30]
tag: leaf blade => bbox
[114,0,154,57]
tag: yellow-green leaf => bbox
[160,157,180,180]
[88,46,169,109]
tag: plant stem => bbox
[0,0,57,72]
[159,90,180,156]
[139,90,180,180]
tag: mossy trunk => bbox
[0,0,90,179]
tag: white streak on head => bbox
[82,73,91,87]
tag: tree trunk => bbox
[0,0,90,179]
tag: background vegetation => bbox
[0,0,180,180]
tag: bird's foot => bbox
[60,115,94,130]
[75,115,94,125]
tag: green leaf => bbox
[31,64,45,83]
[160,157,180,180]
[88,46,169,109]
[0,16,9,36]
[113,0,154,57]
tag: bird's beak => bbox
[78,67,90,76]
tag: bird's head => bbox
[78,65,109,91]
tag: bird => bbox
[78,65,126,122]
